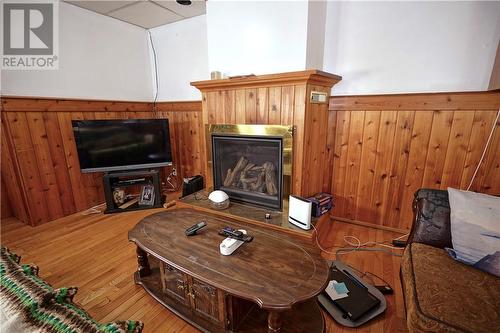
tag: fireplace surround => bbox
[184,70,341,238]
[207,124,293,211]
[192,70,342,212]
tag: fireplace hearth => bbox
[208,125,293,211]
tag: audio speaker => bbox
[181,175,204,197]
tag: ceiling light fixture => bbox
[176,0,192,5]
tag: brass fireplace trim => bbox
[206,124,294,211]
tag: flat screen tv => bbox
[72,119,172,173]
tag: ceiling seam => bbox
[151,0,186,18]
[62,1,147,29]
[105,1,142,15]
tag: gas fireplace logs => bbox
[223,156,278,195]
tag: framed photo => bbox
[139,185,155,206]
[112,188,126,205]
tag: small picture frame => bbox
[112,188,126,205]
[139,185,155,206]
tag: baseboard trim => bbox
[330,215,409,234]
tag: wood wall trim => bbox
[191,70,342,92]
[155,101,202,112]
[1,96,202,113]
[331,216,408,235]
[1,96,149,112]
[330,91,500,111]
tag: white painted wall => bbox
[149,15,209,101]
[1,2,153,101]
[306,0,327,70]
[324,1,500,95]
[205,1,309,76]
[2,1,498,100]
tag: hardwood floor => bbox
[0,204,408,333]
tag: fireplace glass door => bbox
[212,135,283,210]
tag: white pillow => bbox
[447,187,500,276]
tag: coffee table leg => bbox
[136,246,151,277]
[267,310,283,332]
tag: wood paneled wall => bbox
[2,91,499,231]
[1,177,13,218]
[328,91,500,231]
[1,97,203,225]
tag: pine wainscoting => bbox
[1,97,204,226]
[328,91,500,231]
[2,91,499,230]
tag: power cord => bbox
[147,29,159,117]
[466,108,500,191]
[310,223,404,259]
[347,264,390,286]
[336,247,402,257]
[343,235,405,251]
[392,232,409,247]
[167,171,179,191]
[346,263,394,294]
[163,168,180,193]
[81,202,106,215]
[393,233,408,241]
[310,223,402,295]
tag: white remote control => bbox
[220,229,247,255]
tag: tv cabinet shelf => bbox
[112,179,152,187]
[103,169,163,214]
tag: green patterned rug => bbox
[0,246,143,333]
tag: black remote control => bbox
[185,221,207,236]
[222,227,243,238]
[218,227,253,242]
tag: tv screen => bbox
[72,119,172,173]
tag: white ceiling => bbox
[64,0,206,29]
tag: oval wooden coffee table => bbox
[128,208,329,333]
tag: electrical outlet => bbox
[172,168,177,176]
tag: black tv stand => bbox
[103,169,163,214]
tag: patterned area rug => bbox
[0,246,143,333]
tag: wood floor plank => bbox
[1,205,407,333]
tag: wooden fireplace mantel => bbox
[191,69,342,198]
[191,70,342,91]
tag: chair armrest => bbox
[407,189,452,249]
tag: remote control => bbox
[185,221,207,236]
[218,227,253,242]
[222,227,243,238]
